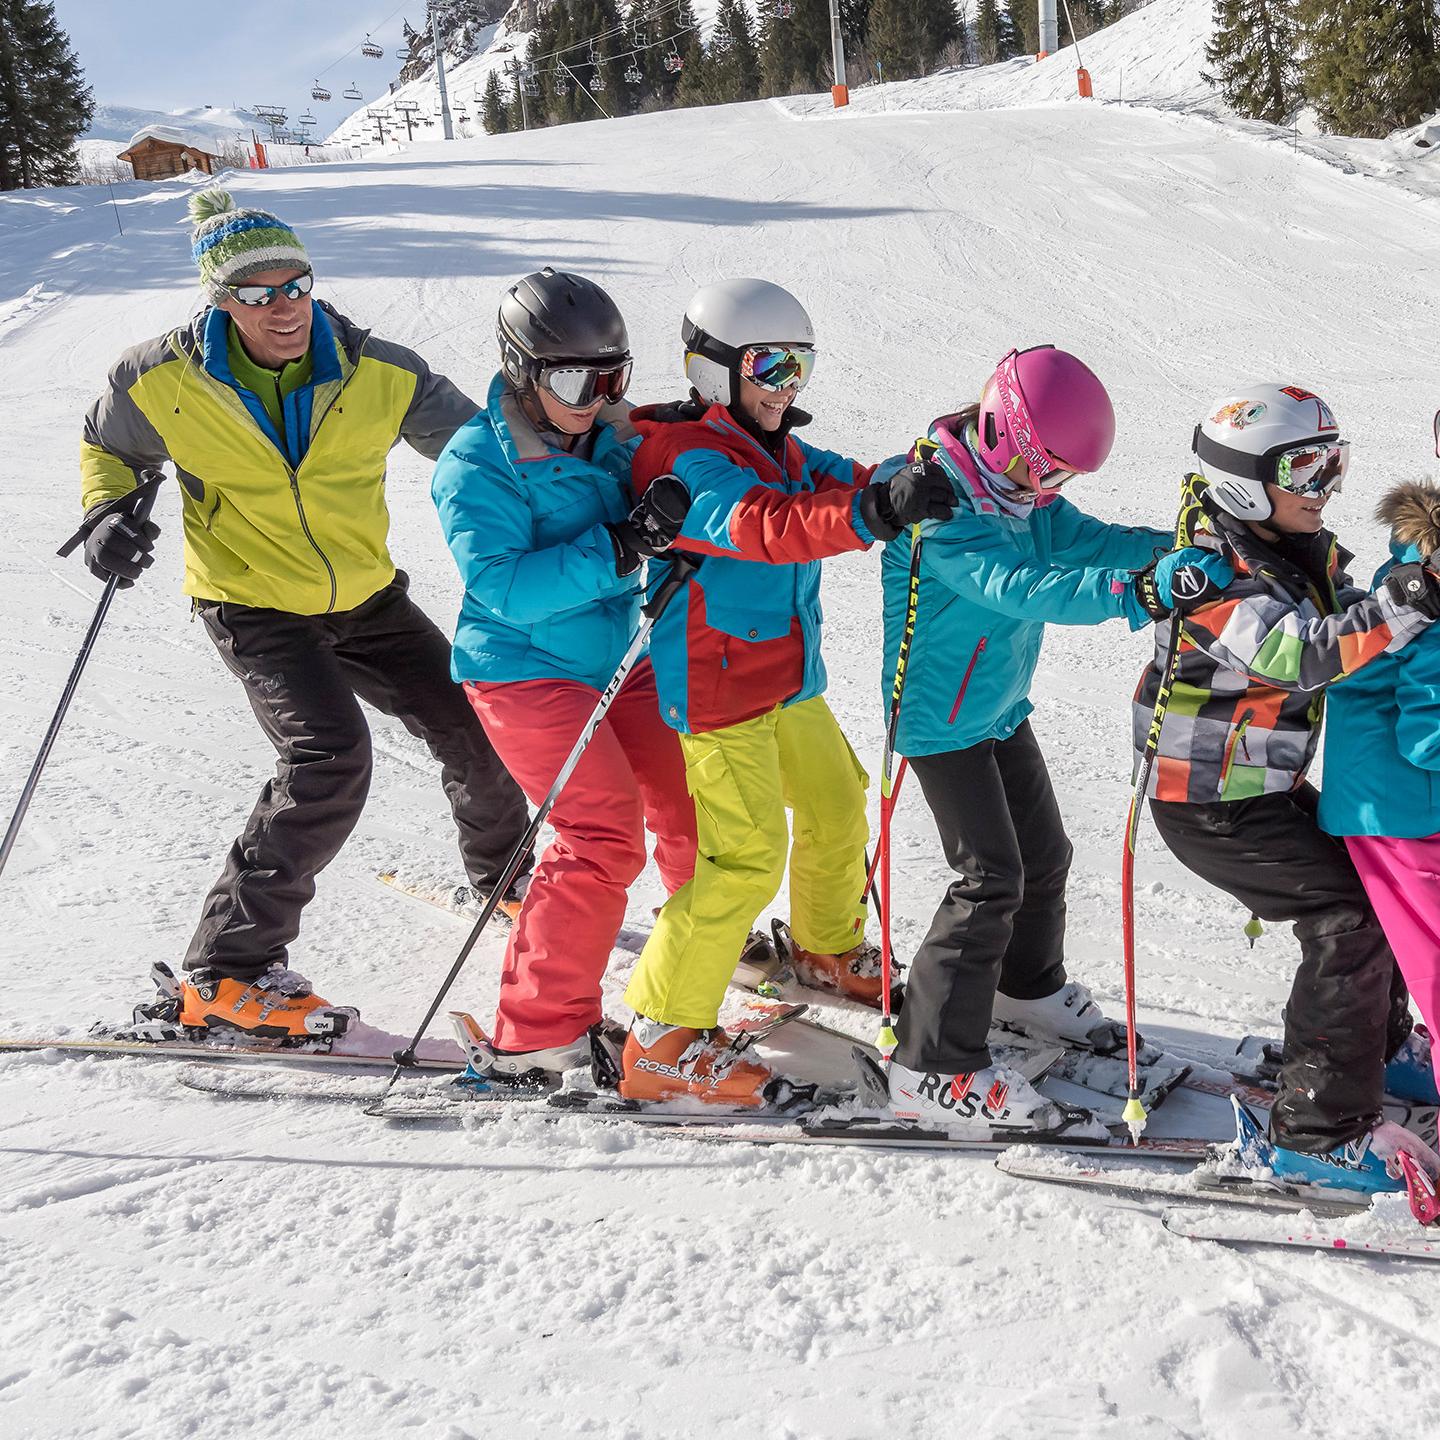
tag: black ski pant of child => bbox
[893,721,1072,1074]
[184,573,533,981]
[1150,784,1412,1153]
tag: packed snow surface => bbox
[5,37,1440,1440]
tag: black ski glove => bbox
[858,459,956,542]
[607,474,691,577]
[1384,562,1440,620]
[82,496,160,588]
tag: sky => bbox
[53,0,425,124]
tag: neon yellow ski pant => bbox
[625,695,870,1029]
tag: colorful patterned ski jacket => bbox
[1133,496,1433,803]
[881,418,1167,757]
[431,374,644,690]
[80,301,477,615]
[630,399,899,735]
[1319,542,1440,839]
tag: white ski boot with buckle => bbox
[992,980,1149,1059]
[449,1011,623,1094]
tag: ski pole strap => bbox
[58,469,165,559]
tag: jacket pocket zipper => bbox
[948,636,988,724]
[1219,708,1255,794]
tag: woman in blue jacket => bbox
[430,269,698,1086]
[875,346,1220,1133]
[1319,479,1440,1102]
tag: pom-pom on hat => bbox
[188,188,310,302]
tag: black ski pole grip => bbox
[642,552,699,619]
[58,468,165,559]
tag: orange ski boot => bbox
[179,964,358,1042]
[619,1019,778,1109]
[780,922,897,1009]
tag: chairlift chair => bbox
[777,1,796,15]
[554,74,571,95]
[299,111,317,127]
[343,83,363,100]
[311,81,332,101]
[664,46,684,74]
[397,45,412,60]
[624,62,642,83]
[362,35,384,59]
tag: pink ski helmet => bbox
[976,346,1116,499]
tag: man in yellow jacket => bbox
[79,188,530,1040]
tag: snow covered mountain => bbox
[6,3,1440,1432]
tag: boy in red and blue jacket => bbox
[618,278,953,1108]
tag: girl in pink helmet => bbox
[872,345,1226,1134]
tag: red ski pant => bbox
[465,661,697,1051]
[1345,833,1440,1093]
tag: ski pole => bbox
[874,516,926,1055]
[1119,473,1207,1141]
[377,553,700,1098]
[0,471,165,883]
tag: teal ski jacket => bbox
[880,418,1168,756]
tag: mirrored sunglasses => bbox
[538,359,633,409]
[223,271,315,307]
[739,344,815,392]
[1275,439,1349,497]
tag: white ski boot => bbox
[880,1058,1062,1132]
[992,980,1145,1058]
[449,1011,622,1094]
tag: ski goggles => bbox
[222,271,315,306]
[537,359,633,409]
[1274,439,1349,497]
[738,344,815,392]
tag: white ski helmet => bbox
[1194,385,1342,522]
[681,278,816,406]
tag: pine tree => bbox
[759,0,834,94]
[975,0,1004,62]
[1297,0,1440,136]
[1010,0,1038,58]
[705,0,762,102]
[623,0,668,112]
[1202,0,1298,124]
[0,0,92,190]
[868,0,928,77]
[921,0,963,59]
[482,67,510,132]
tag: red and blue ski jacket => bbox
[630,399,900,735]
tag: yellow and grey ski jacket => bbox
[80,300,479,614]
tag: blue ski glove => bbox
[1123,547,1234,628]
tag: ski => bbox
[377,864,650,952]
[1161,1206,1440,1262]
[0,1032,463,1071]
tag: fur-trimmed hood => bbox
[1377,479,1440,562]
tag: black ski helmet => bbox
[497,267,630,391]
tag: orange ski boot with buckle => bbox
[179,964,358,1042]
[619,1020,776,1108]
[777,919,898,1009]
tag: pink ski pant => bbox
[1345,832,1440,1089]
[465,661,697,1052]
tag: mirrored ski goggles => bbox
[1274,439,1349,497]
[1003,452,1075,490]
[738,344,815,392]
[537,359,633,409]
[222,271,315,306]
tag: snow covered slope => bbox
[4,66,1440,1440]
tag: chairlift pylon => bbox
[311,81,331,102]
[362,34,383,60]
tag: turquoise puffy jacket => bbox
[431,373,643,689]
[881,420,1168,756]
[1319,542,1440,839]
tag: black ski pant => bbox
[893,721,1072,1073]
[1150,785,1411,1153]
[184,573,532,981]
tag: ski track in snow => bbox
[5,38,1440,1440]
